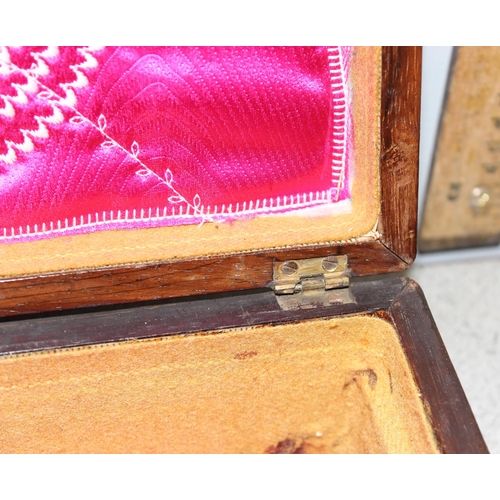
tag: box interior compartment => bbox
[0,314,438,454]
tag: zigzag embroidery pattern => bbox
[0,46,351,242]
[0,46,102,165]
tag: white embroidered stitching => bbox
[1,47,210,224]
[0,46,351,241]
[0,46,102,165]
[327,46,349,202]
[71,112,209,223]
[0,190,335,241]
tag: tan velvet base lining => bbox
[0,315,438,453]
[0,47,381,278]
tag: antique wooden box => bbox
[0,46,488,453]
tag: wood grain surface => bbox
[379,46,421,264]
[0,276,407,353]
[0,47,422,317]
[0,241,407,317]
[388,280,489,453]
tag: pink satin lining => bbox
[0,46,352,242]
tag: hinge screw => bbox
[322,256,338,272]
[281,260,299,275]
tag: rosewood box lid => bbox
[0,47,421,316]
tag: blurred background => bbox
[408,46,500,452]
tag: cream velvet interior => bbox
[0,47,381,279]
[0,315,438,454]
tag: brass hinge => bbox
[272,255,349,295]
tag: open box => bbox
[0,46,488,453]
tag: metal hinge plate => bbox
[272,255,349,295]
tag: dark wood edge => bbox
[0,47,422,317]
[0,241,407,317]
[0,277,409,353]
[387,279,489,454]
[378,46,421,266]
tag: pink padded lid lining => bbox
[0,46,352,243]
